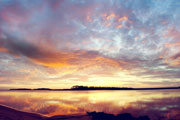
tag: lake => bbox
[0,90,179,120]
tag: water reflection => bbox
[0,90,179,119]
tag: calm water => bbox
[0,90,179,119]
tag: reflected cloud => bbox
[0,90,179,119]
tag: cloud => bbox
[0,0,180,87]
[0,34,125,69]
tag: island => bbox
[9,85,180,91]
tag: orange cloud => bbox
[11,46,123,69]
[105,22,112,27]
[25,48,131,73]
[86,15,93,22]
[103,13,116,20]
[164,58,180,67]
[163,28,180,40]
[116,24,123,29]
[101,14,130,28]
[118,16,128,22]
[0,34,128,70]
[107,13,116,20]
[164,42,180,48]
[0,47,8,52]
[171,60,180,66]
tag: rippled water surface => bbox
[0,90,179,119]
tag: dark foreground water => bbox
[0,90,179,120]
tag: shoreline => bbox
[0,104,90,120]
[8,87,180,91]
[0,105,151,120]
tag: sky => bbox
[0,0,180,89]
